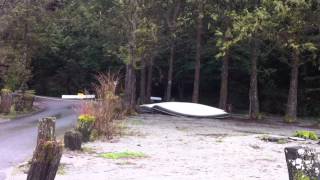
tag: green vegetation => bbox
[1,0,320,121]
[1,88,12,94]
[294,171,312,180]
[78,114,96,124]
[99,151,147,159]
[77,114,96,142]
[294,131,319,140]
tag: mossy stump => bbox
[64,131,82,151]
[285,146,320,180]
[27,117,62,180]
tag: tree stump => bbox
[284,146,320,180]
[27,117,62,180]
[37,117,56,145]
[23,94,34,111]
[13,93,24,112]
[0,90,12,114]
[64,131,82,150]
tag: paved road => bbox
[0,97,79,180]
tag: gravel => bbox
[6,114,320,180]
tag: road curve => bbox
[0,97,79,180]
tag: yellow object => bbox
[77,93,85,98]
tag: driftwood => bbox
[64,130,82,150]
[27,117,62,180]
[284,146,320,180]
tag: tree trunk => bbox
[146,57,153,103]
[165,0,181,102]
[165,43,175,101]
[285,49,300,122]
[192,3,203,103]
[27,117,62,180]
[130,66,136,108]
[249,39,259,120]
[124,63,136,110]
[124,0,138,111]
[219,50,229,110]
[22,0,31,87]
[178,82,184,100]
[139,57,146,104]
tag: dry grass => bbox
[75,73,126,140]
[92,73,125,140]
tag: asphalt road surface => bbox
[0,97,79,180]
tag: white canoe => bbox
[61,95,95,99]
[140,102,228,118]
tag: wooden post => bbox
[27,117,63,180]
[284,146,320,180]
[64,130,82,151]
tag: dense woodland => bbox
[0,0,320,121]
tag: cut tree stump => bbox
[0,90,12,114]
[284,146,320,180]
[27,117,63,180]
[13,93,24,112]
[37,117,56,145]
[64,130,82,150]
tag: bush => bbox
[74,73,125,140]
[77,114,96,142]
[92,73,125,140]
[294,131,318,140]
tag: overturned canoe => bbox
[140,102,228,118]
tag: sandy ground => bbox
[6,114,320,180]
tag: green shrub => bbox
[294,131,318,140]
[77,114,96,142]
[294,171,311,180]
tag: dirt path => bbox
[6,114,320,180]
